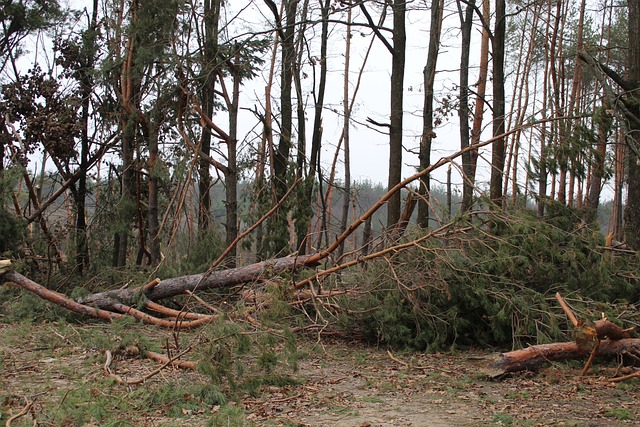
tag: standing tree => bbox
[624,0,640,248]
[55,0,100,274]
[489,0,506,205]
[197,0,220,235]
[457,0,475,212]
[418,0,444,228]
[387,0,406,231]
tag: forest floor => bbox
[1,321,639,427]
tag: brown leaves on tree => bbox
[1,66,81,161]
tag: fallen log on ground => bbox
[77,254,319,309]
[1,269,216,328]
[486,338,640,377]
[0,254,318,327]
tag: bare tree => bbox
[489,0,506,206]
[387,0,406,230]
[418,0,444,228]
[457,0,475,212]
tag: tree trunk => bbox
[337,3,352,261]
[76,254,320,309]
[458,0,475,212]
[299,0,330,255]
[387,0,406,230]
[225,50,241,267]
[147,111,161,267]
[489,0,506,206]
[267,0,298,257]
[624,0,640,249]
[198,0,221,235]
[115,0,140,268]
[469,0,490,194]
[418,0,443,228]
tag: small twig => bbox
[123,346,193,385]
[581,340,600,376]
[104,350,124,384]
[387,350,409,367]
[270,393,304,403]
[184,290,218,313]
[144,350,197,370]
[609,370,640,382]
[49,327,74,346]
[105,347,194,385]
[555,292,579,327]
[386,350,441,372]
[5,398,33,427]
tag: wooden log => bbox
[487,338,640,377]
[77,254,319,309]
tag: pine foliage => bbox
[335,207,640,351]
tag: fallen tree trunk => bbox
[77,254,319,309]
[487,338,640,377]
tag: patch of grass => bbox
[360,396,384,404]
[604,407,633,420]
[504,391,531,399]
[207,405,253,427]
[493,412,515,426]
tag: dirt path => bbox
[1,323,639,426]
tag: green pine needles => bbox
[334,207,640,351]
